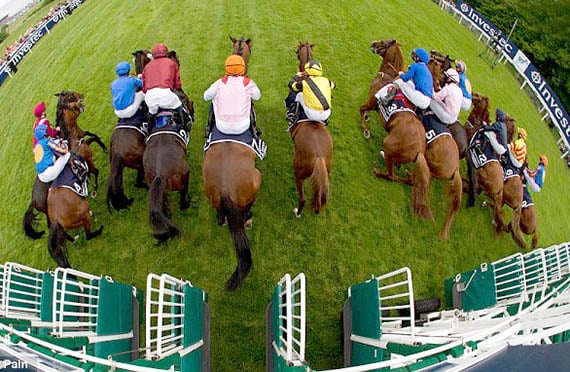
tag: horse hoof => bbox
[293,208,301,218]
[245,218,253,230]
[91,190,98,199]
[380,150,385,159]
[73,235,80,243]
[89,210,94,217]
[481,201,488,209]
[363,129,370,139]
[364,114,370,122]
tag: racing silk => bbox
[32,118,58,148]
[399,62,433,98]
[458,72,472,99]
[203,75,261,135]
[533,164,546,188]
[484,120,508,147]
[290,76,335,111]
[142,57,182,92]
[33,137,68,174]
[510,138,527,165]
[430,83,462,124]
[111,75,143,110]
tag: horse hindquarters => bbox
[412,153,434,221]
[310,157,330,214]
[221,196,252,291]
[106,152,133,211]
[149,176,179,241]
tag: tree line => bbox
[468,0,570,110]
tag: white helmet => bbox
[445,68,459,84]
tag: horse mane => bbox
[468,92,491,129]
[296,41,313,72]
[505,115,517,143]
[55,91,69,138]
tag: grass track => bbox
[1,1,569,370]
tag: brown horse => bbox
[465,92,506,235]
[47,147,103,268]
[203,143,261,290]
[518,200,538,248]
[288,42,333,217]
[23,91,105,238]
[106,50,150,211]
[230,36,252,67]
[361,39,432,220]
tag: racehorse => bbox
[47,144,103,268]
[465,92,506,235]
[23,91,105,238]
[517,194,538,249]
[361,39,432,220]
[288,41,333,217]
[230,36,252,67]
[106,50,150,211]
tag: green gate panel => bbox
[450,266,497,311]
[180,285,204,372]
[349,279,383,366]
[38,273,54,336]
[94,280,134,361]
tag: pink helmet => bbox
[151,43,168,58]
[33,101,46,118]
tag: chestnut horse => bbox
[230,36,252,67]
[289,41,333,217]
[361,39,432,220]
[465,92,505,235]
[106,50,150,211]
[23,91,105,238]
[47,146,103,268]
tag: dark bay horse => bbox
[465,93,506,235]
[203,143,261,291]
[362,39,432,220]
[289,42,333,217]
[518,197,538,248]
[23,91,105,238]
[47,147,103,268]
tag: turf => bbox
[0,1,569,370]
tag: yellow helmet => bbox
[540,154,549,167]
[517,127,527,140]
[304,60,323,76]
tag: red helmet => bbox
[33,101,46,118]
[151,43,168,58]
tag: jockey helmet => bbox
[151,43,169,58]
[455,59,467,73]
[495,108,506,122]
[517,127,528,140]
[224,55,246,76]
[34,101,46,118]
[115,61,131,76]
[444,68,459,84]
[34,123,48,140]
[304,60,323,76]
[540,154,549,167]
[412,48,430,64]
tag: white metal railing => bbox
[0,264,4,315]
[145,273,193,361]
[377,267,416,343]
[522,249,549,300]
[492,253,526,306]
[2,263,45,321]
[52,268,100,338]
[273,273,306,366]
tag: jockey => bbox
[32,101,59,148]
[33,123,71,183]
[428,68,462,124]
[284,60,336,126]
[203,55,261,139]
[524,154,548,192]
[482,108,508,161]
[110,61,145,119]
[375,48,433,109]
[142,43,189,125]
[509,127,528,168]
[455,60,473,111]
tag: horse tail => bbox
[310,157,329,214]
[23,202,45,239]
[509,205,526,249]
[221,196,252,291]
[149,176,179,241]
[440,168,462,240]
[48,222,71,268]
[106,153,132,211]
[412,152,434,221]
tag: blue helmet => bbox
[34,124,48,140]
[413,48,430,64]
[115,61,131,76]
[495,108,506,121]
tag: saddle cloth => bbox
[522,185,534,209]
[203,125,267,160]
[146,120,190,148]
[422,113,452,146]
[468,131,499,169]
[503,156,522,181]
[378,90,415,122]
[114,114,149,138]
[51,155,89,198]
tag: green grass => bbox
[1,1,569,370]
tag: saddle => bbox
[468,131,499,169]
[115,110,149,138]
[378,90,415,122]
[51,154,89,197]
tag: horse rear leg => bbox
[23,203,45,239]
[440,168,462,240]
[509,206,526,249]
[48,223,71,268]
[294,176,306,218]
[84,213,103,240]
[359,96,378,139]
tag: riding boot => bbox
[286,102,300,128]
[250,107,261,140]
[205,104,216,139]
